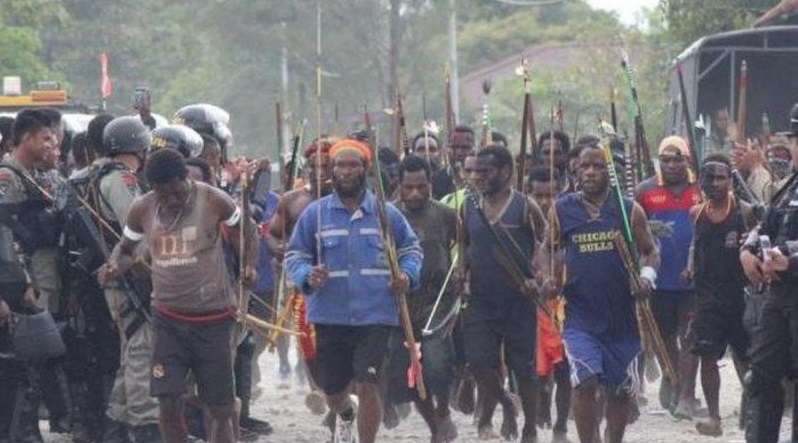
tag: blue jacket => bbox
[253,191,280,295]
[285,190,423,326]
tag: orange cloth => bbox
[536,298,565,377]
[329,139,372,163]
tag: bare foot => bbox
[696,418,723,437]
[458,377,476,415]
[520,426,538,443]
[436,414,458,442]
[478,425,499,440]
[383,402,400,429]
[500,401,518,440]
[305,391,327,416]
[552,430,573,443]
[671,401,693,420]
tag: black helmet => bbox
[102,116,151,155]
[150,125,204,158]
[172,104,233,150]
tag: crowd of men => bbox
[2,94,798,443]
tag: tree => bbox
[657,0,774,49]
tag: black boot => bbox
[745,374,784,443]
[102,419,133,443]
[69,381,94,443]
[40,360,71,434]
[11,384,44,443]
[131,423,163,443]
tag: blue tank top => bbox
[556,193,637,340]
[465,190,536,305]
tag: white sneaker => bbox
[334,395,359,443]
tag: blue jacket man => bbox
[284,139,422,443]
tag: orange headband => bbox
[329,139,372,163]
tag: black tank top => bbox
[694,199,748,295]
[465,190,536,303]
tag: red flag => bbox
[100,52,113,98]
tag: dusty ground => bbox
[43,349,792,442]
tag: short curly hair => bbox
[145,147,187,186]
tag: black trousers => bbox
[746,286,798,443]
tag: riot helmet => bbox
[150,124,204,158]
[102,116,151,156]
[172,104,233,155]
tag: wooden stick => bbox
[243,313,304,337]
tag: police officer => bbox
[172,103,233,174]
[0,109,61,442]
[92,116,161,443]
[150,124,204,159]
[741,103,798,443]
[61,115,122,442]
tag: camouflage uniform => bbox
[95,162,160,442]
[0,158,48,443]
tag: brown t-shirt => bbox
[142,182,233,313]
[398,200,457,333]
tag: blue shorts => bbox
[562,329,641,395]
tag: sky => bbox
[586,0,661,25]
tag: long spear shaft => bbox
[517,59,530,192]
[314,0,323,264]
[621,50,653,179]
[365,104,427,400]
[677,64,700,170]
[736,61,749,144]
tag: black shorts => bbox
[462,299,537,382]
[691,292,749,360]
[651,290,695,342]
[150,312,235,406]
[386,328,454,404]
[314,324,394,396]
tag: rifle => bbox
[621,50,654,181]
[67,185,153,337]
[676,64,700,170]
[365,104,427,400]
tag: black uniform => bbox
[745,173,798,443]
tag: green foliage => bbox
[0,0,65,89]
[657,0,773,48]
[1,0,778,160]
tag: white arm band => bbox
[123,226,144,242]
[223,206,242,227]
[640,266,657,287]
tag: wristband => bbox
[223,207,242,227]
[123,226,144,242]
[640,266,657,287]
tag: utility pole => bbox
[448,0,460,123]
